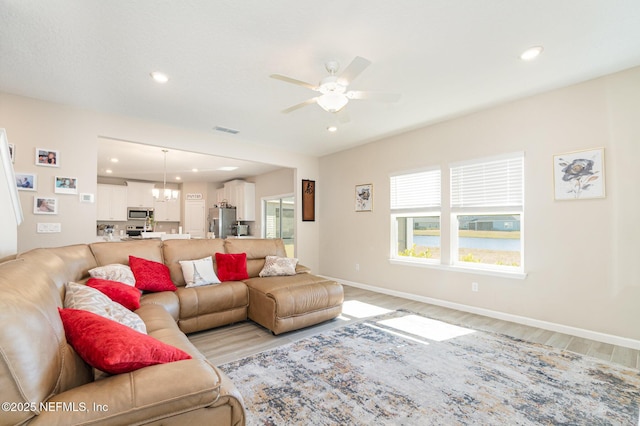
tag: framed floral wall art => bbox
[553,148,605,200]
[355,183,373,212]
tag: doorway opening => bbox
[263,195,295,257]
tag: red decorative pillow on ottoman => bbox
[129,255,177,292]
[86,278,141,311]
[58,308,191,374]
[215,252,249,281]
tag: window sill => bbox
[389,258,528,280]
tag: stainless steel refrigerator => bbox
[209,207,236,238]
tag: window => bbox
[390,168,441,262]
[263,196,295,257]
[450,153,524,271]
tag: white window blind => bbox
[390,169,441,211]
[451,154,523,209]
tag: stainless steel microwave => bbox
[127,208,154,221]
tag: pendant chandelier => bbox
[152,149,178,201]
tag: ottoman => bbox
[244,274,344,335]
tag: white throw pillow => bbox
[88,264,135,286]
[179,256,221,288]
[259,256,298,277]
[64,282,146,334]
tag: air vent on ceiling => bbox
[213,126,239,135]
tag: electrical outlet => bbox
[355,263,360,272]
[472,282,479,292]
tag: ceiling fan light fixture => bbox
[520,46,544,61]
[317,93,349,113]
[150,71,169,84]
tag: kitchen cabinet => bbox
[97,184,128,221]
[126,181,155,207]
[153,195,181,222]
[224,180,255,221]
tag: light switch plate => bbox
[37,223,61,233]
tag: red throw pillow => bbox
[58,308,191,374]
[129,255,176,292]
[86,278,141,311]
[215,252,249,281]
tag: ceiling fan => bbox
[270,56,401,114]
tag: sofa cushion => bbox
[215,252,249,281]
[90,239,165,266]
[179,256,221,288]
[64,281,146,334]
[59,308,191,375]
[88,263,135,286]
[162,238,226,287]
[224,238,288,277]
[259,255,298,277]
[86,278,141,311]
[0,258,93,426]
[129,255,177,292]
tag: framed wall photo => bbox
[302,179,315,221]
[35,148,59,167]
[355,183,373,212]
[553,148,605,200]
[34,196,58,215]
[55,176,78,194]
[15,172,36,191]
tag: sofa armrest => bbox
[27,358,242,425]
[295,263,311,274]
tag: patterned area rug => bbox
[219,310,640,425]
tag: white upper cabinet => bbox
[153,194,181,222]
[97,184,128,221]
[224,180,255,221]
[126,181,155,207]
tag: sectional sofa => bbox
[0,238,344,425]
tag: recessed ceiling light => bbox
[218,166,238,171]
[110,158,119,163]
[105,169,113,174]
[327,125,338,132]
[192,168,198,173]
[150,71,169,83]
[520,46,543,61]
[175,176,181,180]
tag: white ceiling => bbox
[97,137,284,183]
[2,1,640,167]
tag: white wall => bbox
[318,66,640,342]
[0,93,320,270]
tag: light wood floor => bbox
[189,285,640,370]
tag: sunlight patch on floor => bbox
[341,300,394,319]
[377,314,476,342]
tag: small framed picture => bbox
[34,196,58,214]
[15,172,37,191]
[35,148,59,167]
[8,144,14,163]
[553,148,605,200]
[54,176,78,194]
[355,183,373,212]
[302,179,315,221]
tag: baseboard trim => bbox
[323,276,640,351]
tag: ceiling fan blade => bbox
[348,91,401,102]
[270,74,318,91]
[281,98,318,114]
[337,56,371,86]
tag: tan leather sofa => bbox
[0,238,343,425]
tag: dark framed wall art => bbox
[302,179,315,221]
